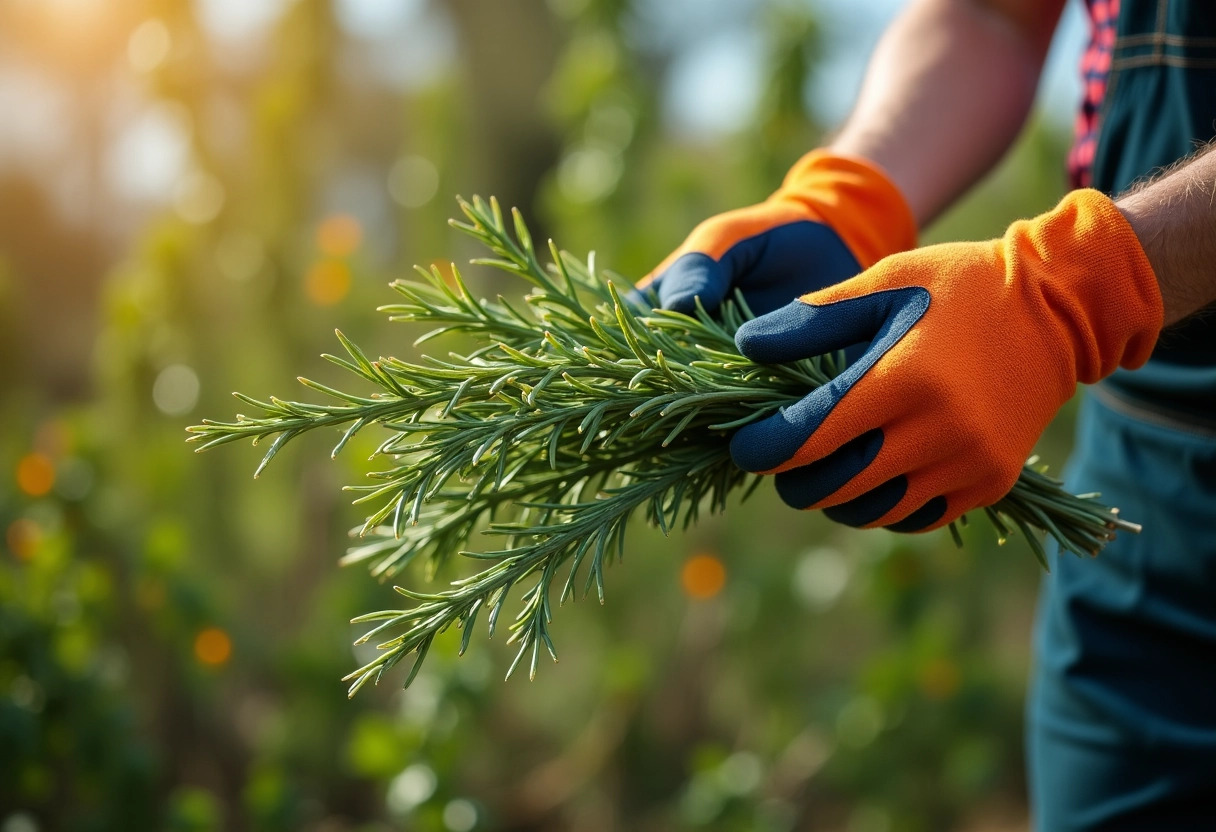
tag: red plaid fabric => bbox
[1068,0,1120,187]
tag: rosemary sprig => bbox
[188,196,1139,695]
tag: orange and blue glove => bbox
[730,189,1164,531]
[635,150,917,316]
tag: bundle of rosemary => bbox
[188,197,1139,696]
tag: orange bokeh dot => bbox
[6,519,41,561]
[16,453,55,497]
[305,260,352,307]
[316,214,362,257]
[194,627,232,667]
[681,553,726,600]
[918,657,961,701]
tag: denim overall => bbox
[1028,2,1216,829]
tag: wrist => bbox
[1021,189,1163,379]
[777,149,918,268]
[1116,189,1210,327]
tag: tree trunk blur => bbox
[446,0,562,224]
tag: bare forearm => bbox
[831,0,1065,227]
[1117,143,1216,326]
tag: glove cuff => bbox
[1015,188,1164,381]
[777,150,918,269]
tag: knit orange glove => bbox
[730,189,1164,531]
[634,151,917,316]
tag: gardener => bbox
[644,0,1216,828]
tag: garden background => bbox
[0,1,1091,830]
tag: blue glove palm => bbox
[643,220,862,316]
[635,151,918,316]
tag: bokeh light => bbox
[152,364,201,416]
[387,155,439,208]
[127,19,171,73]
[6,519,42,562]
[836,695,884,749]
[557,146,623,204]
[195,0,291,48]
[15,453,55,497]
[316,214,363,257]
[1,812,39,832]
[793,546,850,610]
[681,552,726,600]
[441,798,477,832]
[305,260,352,306]
[173,171,226,224]
[194,627,232,667]
[106,102,192,202]
[386,763,437,816]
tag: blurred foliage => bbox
[0,0,1072,830]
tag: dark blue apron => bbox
[1029,3,1216,829]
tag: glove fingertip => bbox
[822,475,907,528]
[729,412,814,474]
[884,496,949,532]
[734,300,819,363]
[660,290,702,316]
[771,428,885,509]
[656,252,725,314]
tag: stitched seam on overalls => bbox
[1155,0,1169,61]
[1114,32,1216,47]
[1112,55,1216,69]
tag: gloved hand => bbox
[636,150,917,316]
[730,189,1164,531]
